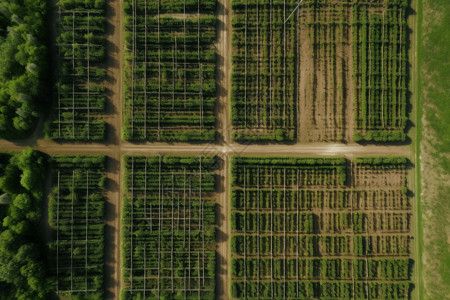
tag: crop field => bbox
[352,0,408,142]
[230,156,412,299]
[46,0,107,141]
[123,0,217,142]
[231,0,297,142]
[232,0,409,143]
[297,0,352,142]
[48,155,107,299]
[121,155,217,299]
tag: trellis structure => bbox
[123,0,217,142]
[121,155,217,299]
[231,0,298,142]
[353,0,409,142]
[48,0,107,141]
[230,156,412,299]
[48,155,107,298]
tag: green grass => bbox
[418,0,450,298]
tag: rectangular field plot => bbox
[297,0,352,142]
[123,0,217,142]
[231,0,297,142]
[121,155,217,299]
[230,156,413,299]
[48,155,107,298]
[47,0,107,141]
[352,0,408,142]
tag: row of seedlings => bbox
[230,156,413,299]
[121,155,217,299]
[352,0,409,142]
[47,0,107,140]
[231,0,298,142]
[123,0,217,142]
[48,155,107,299]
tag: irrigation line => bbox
[257,167,260,300]
[158,155,162,298]
[200,158,205,287]
[270,167,274,296]
[184,0,187,110]
[283,0,287,129]
[157,0,161,141]
[171,171,175,291]
[72,12,75,139]
[144,0,148,138]
[70,170,75,294]
[244,0,248,128]
[269,0,273,127]
[85,170,89,291]
[285,0,305,24]
[381,12,385,128]
[256,0,259,127]
[87,12,90,139]
[173,39,176,112]
[283,168,287,298]
[58,7,62,138]
[243,167,247,300]
[129,158,134,292]
[56,171,60,293]
[131,0,136,137]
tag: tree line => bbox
[0,0,48,139]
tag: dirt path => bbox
[215,0,232,298]
[216,0,232,145]
[407,0,421,298]
[103,0,123,298]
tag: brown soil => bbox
[298,2,353,143]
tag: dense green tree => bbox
[0,0,48,139]
[0,149,51,299]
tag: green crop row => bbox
[48,155,106,299]
[231,1,298,142]
[46,0,107,141]
[123,0,217,142]
[352,1,409,142]
[121,155,217,299]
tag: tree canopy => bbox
[0,0,48,139]
[0,149,51,299]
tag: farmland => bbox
[231,0,297,142]
[297,0,352,142]
[352,0,409,142]
[46,0,107,141]
[0,0,425,299]
[121,155,217,299]
[231,0,410,143]
[122,0,217,142]
[48,155,107,299]
[230,156,412,299]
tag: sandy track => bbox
[103,0,123,299]
[0,139,410,157]
[215,0,232,298]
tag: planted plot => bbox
[121,155,217,299]
[352,0,409,142]
[123,0,217,142]
[297,0,352,142]
[231,0,297,142]
[46,0,107,140]
[230,156,412,299]
[48,155,107,299]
